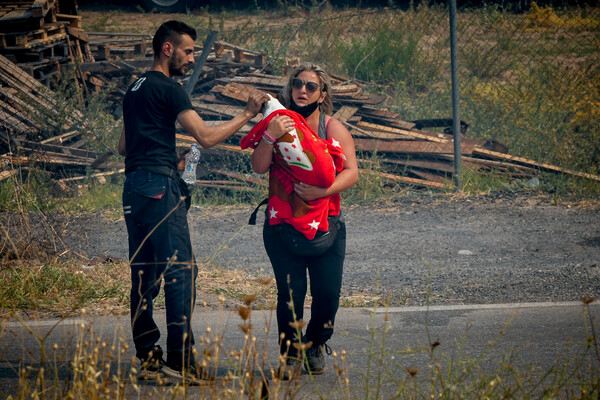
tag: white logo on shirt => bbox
[131,77,147,92]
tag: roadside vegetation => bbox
[2,262,598,399]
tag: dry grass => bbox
[0,257,281,318]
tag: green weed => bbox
[60,181,123,214]
[0,260,128,315]
[0,168,58,212]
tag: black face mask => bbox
[290,99,320,119]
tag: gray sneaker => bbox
[304,344,331,374]
[138,356,166,381]
[274,358,303,381]
[161,362,215,386]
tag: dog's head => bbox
[261,94,286,119]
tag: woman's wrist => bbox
[263,130,277,144]
[262,134,275,145]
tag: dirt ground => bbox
[62,192,600,307]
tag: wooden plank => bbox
[16,138,97,159]
[0,53,65,112]
[214,143,252,153]
[0,154,29,166]
[0,7,32,22]
[334,93,386,106]
[195,179,260,191]
[374,170,451,189]
[331,83,362,96]
[40,130,81,144]
[214,41,264,56]
[0,103,40,134]
[346,123,413,140]
[472,147,600,182]
[176,133,195,144]
[66,26,88,41]
[176,134,253,153]
[382,157,457,174]
[57,13,81,28]
[381,154,532,178]
[31,0,54,18]
[0,169,17,181]
[454,155,538,176]
[356,121,449,143]
[412,118,469,135]
[0,86,55,131]
[85,32,153,38]
[332,106,358,124]
[0,7,45,32]
[408,168,448,184]
[229,75,287,90]
[354,137,475,155]
[27,150,95,167]
[57,168,124,183]
[192,101,261,123]
[216,81,256,103]
[346,127,377,139]
[357,106,415,130]
[90,151,113,169]
[211,169,268,187]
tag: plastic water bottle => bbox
[182,144,200,184]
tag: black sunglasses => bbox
[291,78,320,93]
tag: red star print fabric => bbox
[241,109,345,239]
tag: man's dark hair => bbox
[152,20,197,58]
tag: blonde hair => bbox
[281,62,334,115]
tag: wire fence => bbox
[210,2,599,180]
[1,2,598,193]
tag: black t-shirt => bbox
[122,71,193,173]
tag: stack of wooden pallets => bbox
[0,0,93,84]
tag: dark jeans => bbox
[263,217,346,355]
[122,169,197,369]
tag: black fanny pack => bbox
[274,214,340,256]
[249,198,340,256]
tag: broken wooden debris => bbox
[473,147,600,182]
[1,10,599,193]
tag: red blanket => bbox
[241,109,345,239]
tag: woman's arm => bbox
[250,114,295,174]
[293,117,358,201]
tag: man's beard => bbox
[168,54,187,76]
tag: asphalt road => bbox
[1,301,599,399]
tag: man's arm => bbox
[118,127,126,156]
[178,90,269,149]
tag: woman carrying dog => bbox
[248,62,358,379]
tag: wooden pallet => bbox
[0,22,66,49]
[0,0,57,32]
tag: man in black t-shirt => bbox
[118,20,268,385]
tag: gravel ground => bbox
[61,192,600,307]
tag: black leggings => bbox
[263,218,346,355]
